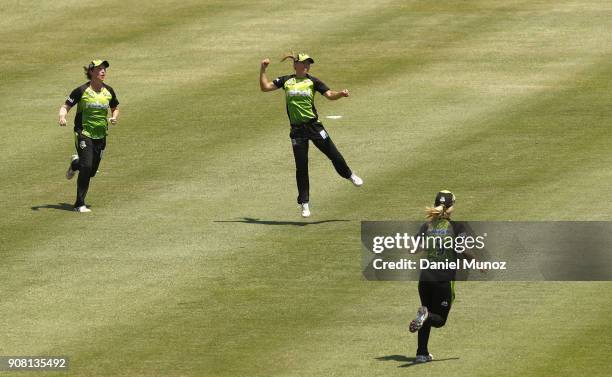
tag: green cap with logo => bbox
[88,59,109,70]
[296,53,314,64]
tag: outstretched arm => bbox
[323,89,350,100]
[260,58,278,92]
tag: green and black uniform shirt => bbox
[417,219,467,281]
[273,74,329,125]
[65,83,119,139]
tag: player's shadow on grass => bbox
[31,203,75,212]
[376,355,459,368]
[214,217,350,226]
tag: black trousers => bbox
[72,134,106,207]
[290,120,352,204]
[417,280,454,356]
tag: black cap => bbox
[434,190,455,208]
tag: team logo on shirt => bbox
[86,101,109,109]
[287,88,312,97]
[285,78,313,97]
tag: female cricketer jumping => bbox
[58,59,119,213]
[408,190,472,363]
[259,52,363,217]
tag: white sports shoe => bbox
[415,354,433,363]
[301,203,311,218]
[66,154,79,180]
[349,173,363,187]
[74,205,91,213]
[409,306,429,333]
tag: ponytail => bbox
[425,205,454,220]
[280,51,296,63]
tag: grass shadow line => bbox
[31,203,74,212]
[214,217,350,226]
[376,354,459,368]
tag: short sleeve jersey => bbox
[416,219,467,281]
[65,82,119,139]
[272,74,329,125]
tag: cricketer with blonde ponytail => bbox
[408,190,464,363]
[258,51,363,217]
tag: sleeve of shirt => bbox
[311,76,330,95]
[414,222,429,252]
[272,75,289,89]
[105,85,120,107]
[416,222,428,238]
[65,86,84,107]
[452,221,467,238]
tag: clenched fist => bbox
[261,58,270,70]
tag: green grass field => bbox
[2,1,612,376]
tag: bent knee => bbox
[432,319,447,328]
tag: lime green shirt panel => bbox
[76,87,113,139]
[283,77,317,124]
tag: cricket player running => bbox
[259,52,363,217]
[408,190,473,363]
[58,59,119,213]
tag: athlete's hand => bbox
[340,89,350,97]
[108,117,118,125]
[261,58,270,70]
[59,117,67,127]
